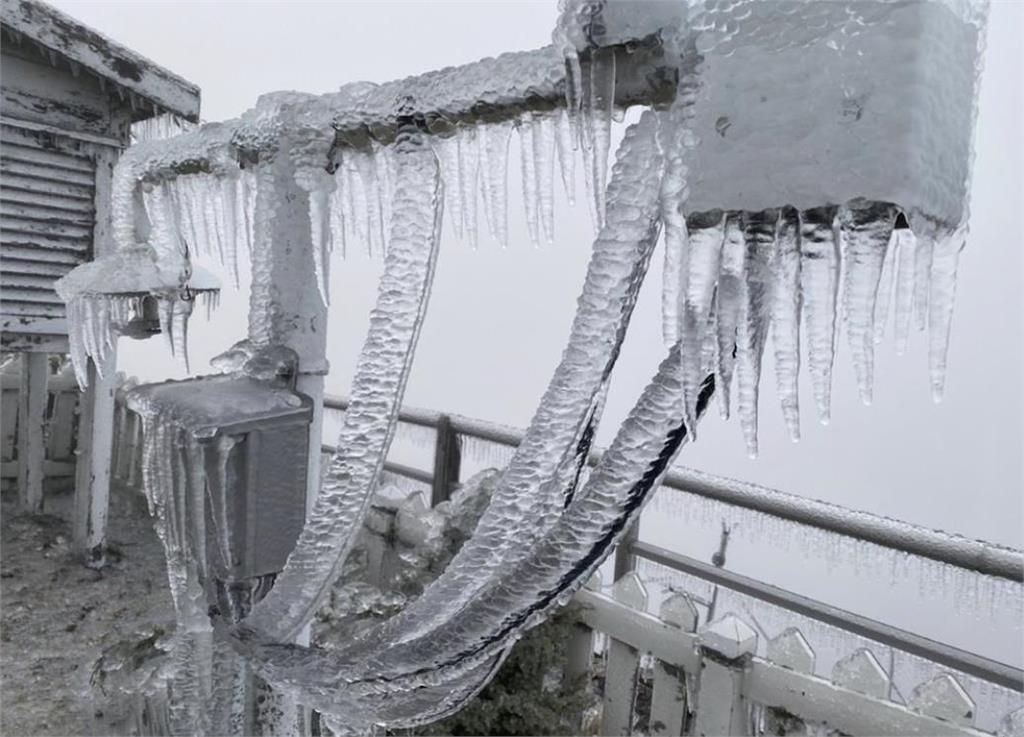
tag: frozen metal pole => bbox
[247,136,329,517]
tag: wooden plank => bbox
[1,141,94,173]
[1,316,68,334]
[1,272,63,290]
[0,171,94,200]
[73,351,117,566]
[0,0,200,122]
[1,258,77,277]
[745,659,991,737]
[0,190,94,214]
[1,200,91,224]
[17,352,47,512]
[564,572,602,730]
[649,594,698,736]
[0,158,96,187]
[0,331,68,352]
[0,287,64,304]
[2,244,83,263]
[1,302,66,317]
[601,573,648,736]
[1,387,17,461]
[1,214,94,238]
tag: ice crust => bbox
[64,0,994,729]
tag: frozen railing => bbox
[315,394,1023,735]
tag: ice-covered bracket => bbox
[557,0,988,454]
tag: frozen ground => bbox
[0,482,173,737]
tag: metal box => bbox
[126,374,313,582]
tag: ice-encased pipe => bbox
[241,119,444,642]
[335,110,667,659]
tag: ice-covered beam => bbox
[124,41,675,182]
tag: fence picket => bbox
[766,627,815,673]
[649,592,698,736]
[909,674,976,726]
[601,572,648,736]
[832,647,891,700]
[999,707,1023,737]
[694,613,758,736]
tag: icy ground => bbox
[1,483,173,736]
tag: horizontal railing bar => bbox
[658,467,1024,584]
[321,442,434,486]
[322,394,1024,584]
[630,540,1024,692]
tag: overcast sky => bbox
[45,0,1023,681]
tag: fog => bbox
[52,0,1022,674]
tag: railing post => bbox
[650,592,699,736]
[602,572,648,736]
[694,613,758,736]
[613,521,639,581]
[564,571,602,731]
[17,352,47,513]
[431,414,461,506]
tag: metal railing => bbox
[322,393,1024,694]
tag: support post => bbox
[694,613,758,736]
[74,351,117,566]
[431,413,461,506]
[17,352,47,513]
[613,521,639,581]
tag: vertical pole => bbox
[74,351,117,566]
[431,414,461,506]
[17,352,47,513]
[247,143,329,519]
[613,521,639,581]
[693,614,758,736]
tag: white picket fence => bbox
[572,569,1021,736]
[29,388,1021,736]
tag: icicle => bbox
[309,185,333,303]
[329,167,348,261]
[736,209,778,458]
[457,128,481,248]
[799,206,840,425]
[158,296,175,355]
[771,207,802,441]
[873,226,899,345]
[913,231,933,332]
[661,213,687,348]
[715,213,745,420]
[554,108,576,205]
[840,202,896,405]
[518,114,540,246]
[584,48,616,229]
[219,177,241,288]
[928,231,964,402]
[479,121,513,247]
[434,135,463,241]
[531,113,556,243]
[171,297,194,372]
[893,224,917,355]
[375,143,397,253]
[680,210,726,435]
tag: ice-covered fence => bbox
[320,393,1023,733]
[1,359,80,492]
[572,569,1022,736]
